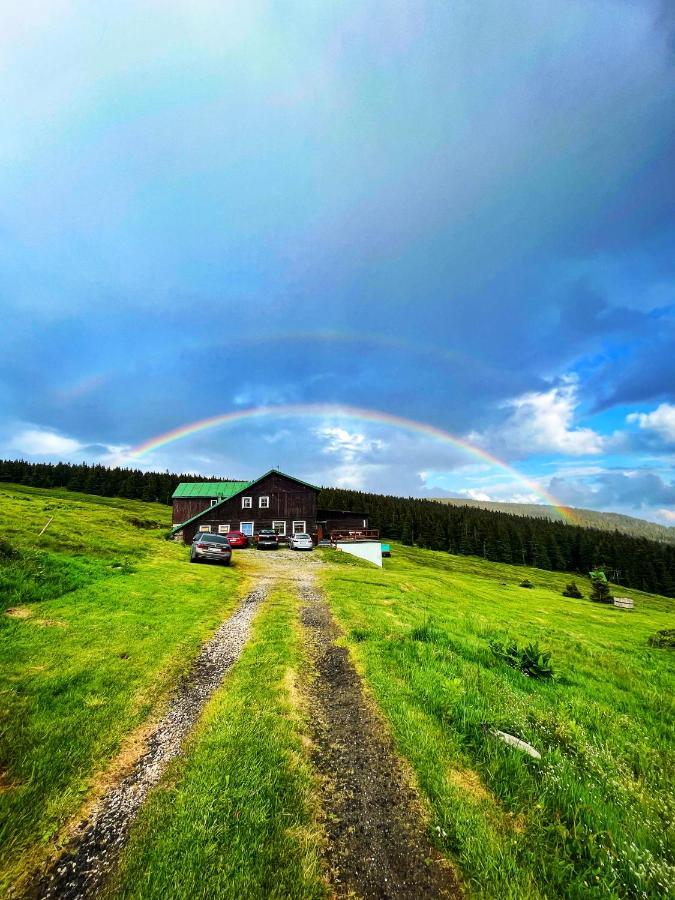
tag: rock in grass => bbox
[490,729,541,759]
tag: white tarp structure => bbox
[335,541,383,567]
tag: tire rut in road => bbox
[23,583,268,900]
[299,578,461,899]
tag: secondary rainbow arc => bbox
[127,403,578,523]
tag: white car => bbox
[289,533,313,551]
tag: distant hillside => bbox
[431,498,675,545]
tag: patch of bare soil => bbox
[299,579,461,899]
[4,607,32,619]
[21,584,268,900]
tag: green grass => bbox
[109,583,325,900]
[318,543,675,899]
[0,484,243,892]
[3,483,674,898]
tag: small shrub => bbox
[590,579,612,603]
[649,629,675,649]
[519,579,534,589]
[562,581,583,599]
[490,639,520,667]
[520,642,554,678]
[490,639,554,679]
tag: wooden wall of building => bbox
[175,472,319,543]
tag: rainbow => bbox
[126,403,578,523]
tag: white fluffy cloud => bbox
[627,403,675,443]
[469,379,605,458]
[315,427,385,462]
[12,428,82,456]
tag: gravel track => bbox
[299,577,460,899]
[24,583,268,900]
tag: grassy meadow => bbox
[0,484,243,892]
[2,481,674,898]
[108,582,325,900]
[319,545,675,899]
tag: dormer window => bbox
[259,496,269,509]
[242,496,252,509]
[210,498,218,507]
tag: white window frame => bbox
[292,520,306,535]
[209,498,219,507]
[218,524,230,534]
[240,521,254,536]
[259,496,270,508]
[272,520,286,536]
[241,496,252,509]
[198,524,212,532]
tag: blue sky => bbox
[1,0,674,523]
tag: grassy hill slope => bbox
[320,544,675,899]
[431,497,675,544]
[2,483,673,898]
[0,483,243,893]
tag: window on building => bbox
[198,525,212,532]
[210,498,219,507]
[240,521,254,536]
[218,524,230,534]
[292,520,306,534]
[272,520,286,535]
[242,496,252,508]
[259,496,269,508]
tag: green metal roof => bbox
[172,481,251,499]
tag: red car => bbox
[225,530,249,549]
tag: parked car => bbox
[289,533,313,551]
[190,532,232,565]
[256,529,279,550]
[225,530,249,549]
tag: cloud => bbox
[469,379,605,459]
[461,489,492,502]
[4,424,128,466]
[0,1,673,525]
[627,403,675,443]
[11,428,83,456]
[549,470,675,514]
[657,508,675,523]
[315,427,385,462]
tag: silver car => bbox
[289,533,313,551]
[190,532,233,565]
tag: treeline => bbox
[320,487,675,597]
[2,459,673,596]
[0,459,230,505]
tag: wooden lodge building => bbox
[170,469,368,544]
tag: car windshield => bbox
[198,533,229,543]
[295,534,310,539]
